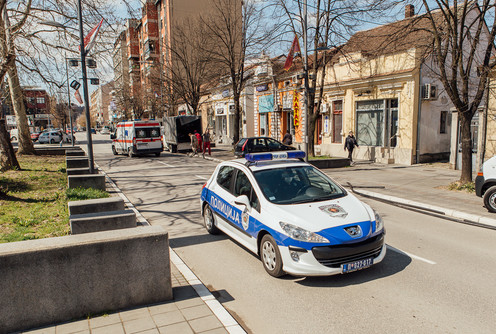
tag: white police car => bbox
[200,151,386,277]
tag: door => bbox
[316,116,323,145]
[456,112,478,171]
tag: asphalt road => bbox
[87,133,496,334]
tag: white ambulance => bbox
[111,121,163,157]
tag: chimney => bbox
[405,4,415,18]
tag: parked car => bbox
[476,156,496,212]
[38,130,63,144]
[234,137,296,157]
[100,127,110,135]
[30,131,42,142]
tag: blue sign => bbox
[256,84,268,92]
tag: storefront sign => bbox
[256,84,268,92]
[34,114,49,120]
[293,90,299,127]
[324,115,329,133]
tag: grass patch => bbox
[0,155,108,243]
[67,187,109,201]
[447,181,475,193]
[309,155,338,160]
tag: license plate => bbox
[137,142,148,147]
[342,257,373,273]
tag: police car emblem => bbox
[344,225,363,238]
[242,212,249,230]
[319,204,348,218]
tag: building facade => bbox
[90,81,114,128]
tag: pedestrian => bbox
[344,131,359,164]
[189,133,198,156]
[194,130,202,155]
[282,130,292,146]
[202,128,212,157]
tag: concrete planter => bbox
[68,197,125,215]
[66,157,89,169]
[68,174,105,190]
[0,226,172,334]
[70,209,137,234]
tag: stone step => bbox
[68,174,105,190]
[70,209,136,234]
[68,197,124,216]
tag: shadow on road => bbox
[293,247,412,287]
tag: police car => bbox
[200,151,386,277]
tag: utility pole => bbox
[65,53,75,147]
[77,0,95,173]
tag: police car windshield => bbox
[253,166,346,205]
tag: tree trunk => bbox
[232,90,241,145]
[459,111,473,183]
[8,63,34,155]
[0,118,20,171]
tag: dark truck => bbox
[163,115,202,153]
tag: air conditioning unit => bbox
[421,84,437,100]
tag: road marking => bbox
[196,175,207,180]
[387,245,437,265]
[157,161,176,168]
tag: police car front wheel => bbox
[203,204,219,234]
[260,234,285,278]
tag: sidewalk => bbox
[23,263,239,334]
[200,147,496,229]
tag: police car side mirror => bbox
[234,195,251,209]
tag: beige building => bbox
[90,81,114,128]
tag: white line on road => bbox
[196,176,207,180]
[387,245,437,265]
[157,161,176,168]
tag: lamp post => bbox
[65,54,75,147]
[77,0,95,174]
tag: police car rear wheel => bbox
[261,235,284,277]
[483,185,496,212]
[203,204,219,234]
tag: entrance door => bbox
[316,116,322,145]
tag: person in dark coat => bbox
[344,131,359,162]
[282,130,292,146]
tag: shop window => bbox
[332,100,342,143]
[356,99,398,147]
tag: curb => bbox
[352,188,496,229]
[96,162,247,334]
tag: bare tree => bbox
[274,0,395,156]
[416,1,496,183]
[202,0,273,144]
[165,19,215,116]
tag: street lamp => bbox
[42,4,96,173]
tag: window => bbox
[356,99,398,147]
[332,100,343,143]
[217,166,234,192]
[253,166,345,205]
[36,97,45,104]
[440,110,447,134]
[234,170,260,211]
[136,127,161,138]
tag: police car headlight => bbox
[374,211,384,232]
[279,222,329,243]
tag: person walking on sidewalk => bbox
[202,128,212,157]
[344,131,359,163]
[194,130,202,155]
[189,133,199,156]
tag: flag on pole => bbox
[74,89,83,104]
[284,34,301,71]
[79,18,104,54]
